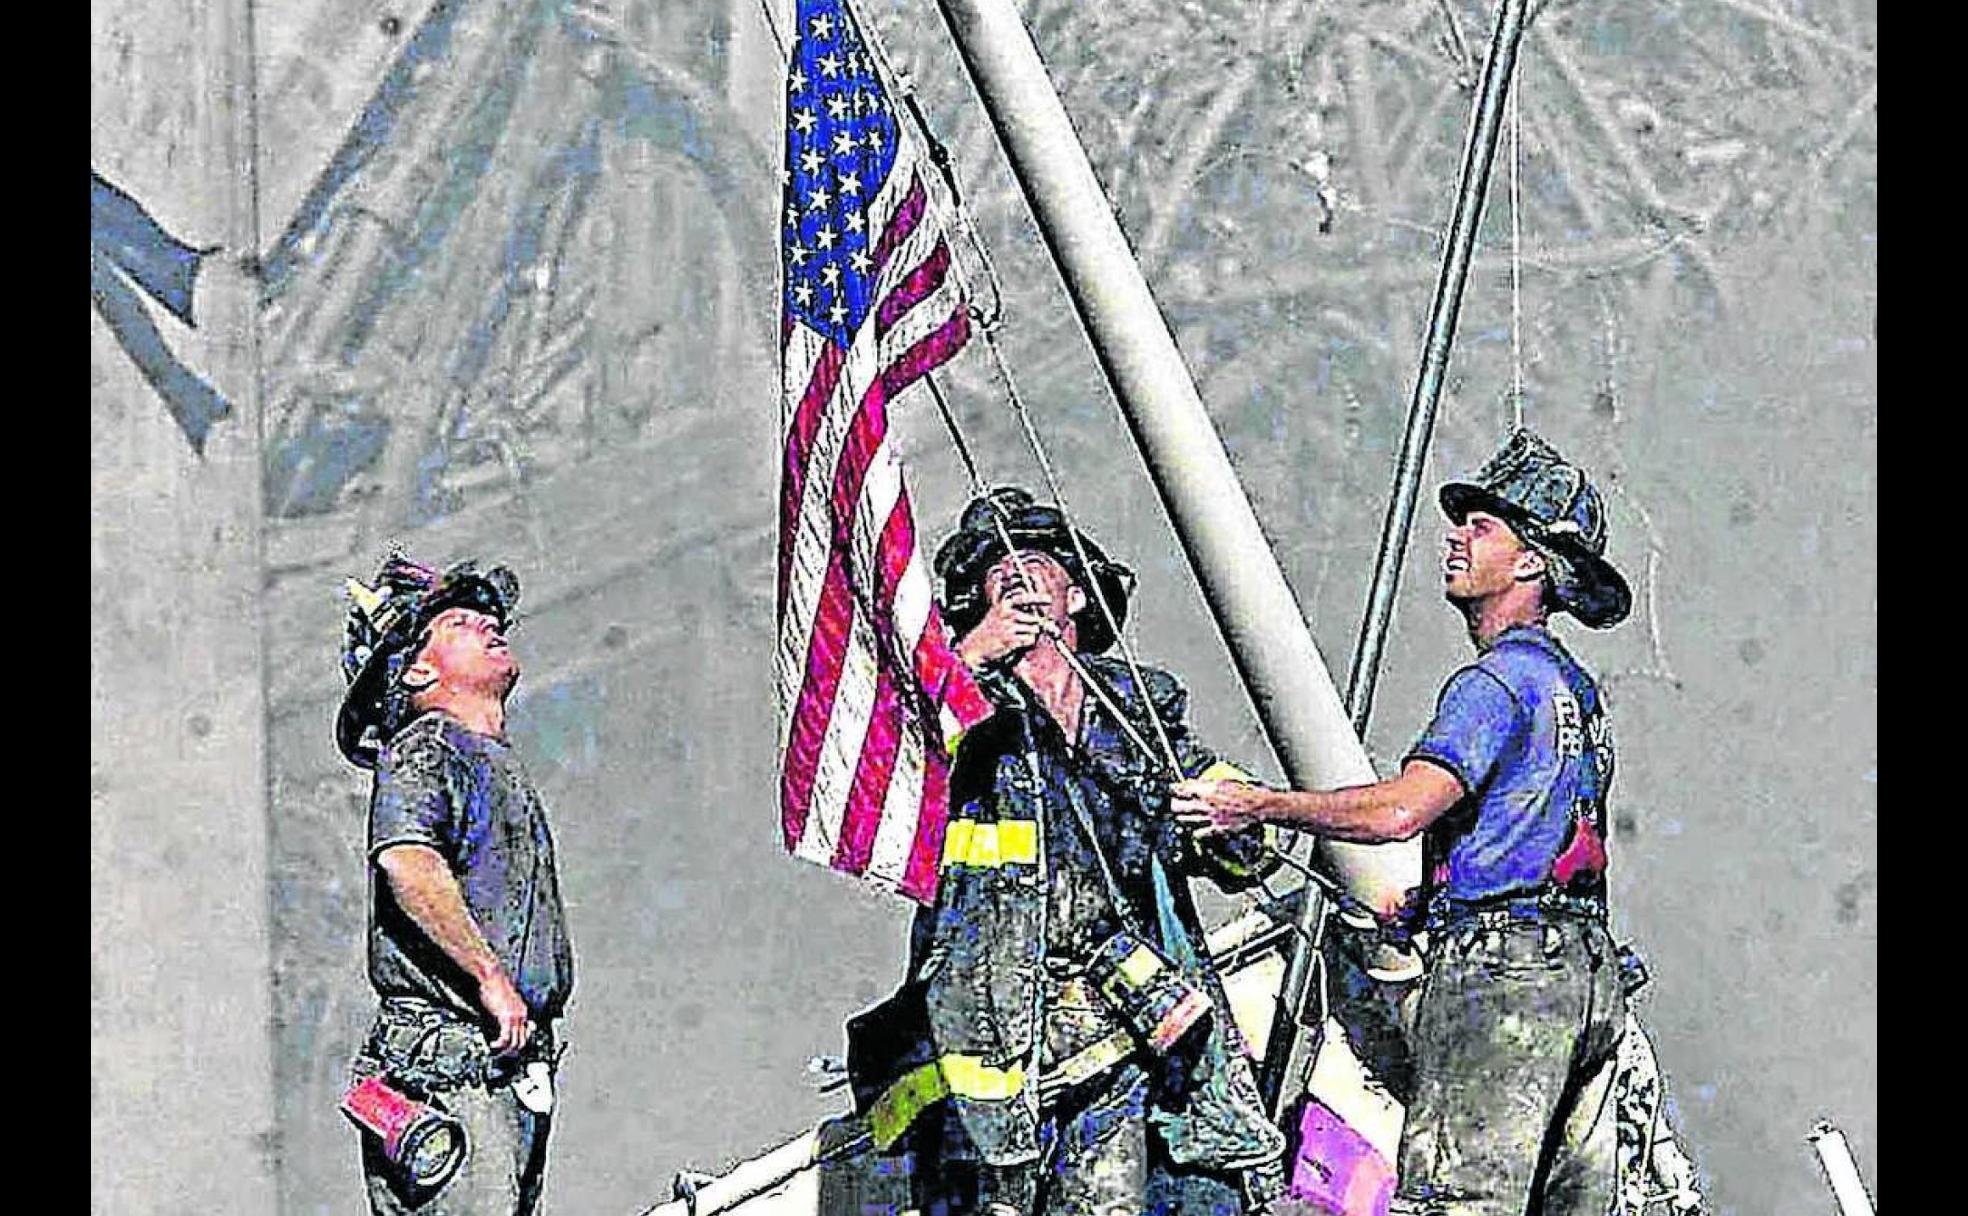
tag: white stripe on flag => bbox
[776,334,878,704]
[795,581,885,866]
[780,324,827,419]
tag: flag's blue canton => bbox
[782,0,902,347]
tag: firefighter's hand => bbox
[478,969,533,1056]
[956,588,1054,670]
[1171,777,1273,837]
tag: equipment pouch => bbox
[1086,928,1212,1055]
[358,1002,492,1097]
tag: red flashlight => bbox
[341,1075,467,1191]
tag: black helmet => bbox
[1440,428,1632,629]
[335,552,520,768]
[933,488,1135,655]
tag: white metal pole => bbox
[1807,1121,1876,1216]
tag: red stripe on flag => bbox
[877,241,951,337]
[870,483,919,609]
[870,175,927,273]
[903,745,953,902]
[778,339,848,613]
[915,609,993,729]
[830,495,919,874]
[781,550,854,851]
[880,306,971,402]
[832,668,903,874]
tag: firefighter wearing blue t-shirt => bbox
[1174,429,1647,1216]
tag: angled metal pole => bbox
[1346,0,1534,736]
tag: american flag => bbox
[775,0,993,903]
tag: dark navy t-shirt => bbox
[368,712,575,1021]
[1404,625,1613,911]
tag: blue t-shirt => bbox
[1404,625,1613,913]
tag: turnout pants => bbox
[917,1062,1249,1216]
[1392,914,1626,1216]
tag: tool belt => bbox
[1423,886,1608,934]
[1423,892,1652,997]
[352,996,559,1097]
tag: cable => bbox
[1509,51,1525,432]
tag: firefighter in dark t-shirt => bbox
[336,553,574,1215]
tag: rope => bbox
[859,3,1006,331]
[978,323,1185,775]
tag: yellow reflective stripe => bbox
[943,1054,1026,1100]
[870,1061,946,1148]
[940,819,1040,870]
[1041,1031,1136,1098]
[1198,760,1255,784]
[1116,945,1163,987]
[868,1055,1029,1149]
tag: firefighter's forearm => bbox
[377,844,506,983]
[1264,764,1460,843]
[1262,785,1413,842]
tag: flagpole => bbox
[928,0,1421,1113]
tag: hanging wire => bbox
[1508,54,1525,433]
[923,374,986,491]
[976,322,1185,775]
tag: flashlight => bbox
[341,1075,467,1191]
